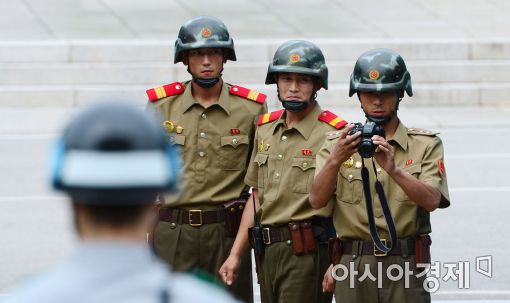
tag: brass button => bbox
[232,138,238,145]
[200,132,206,138]
[277,154,283,160]
[286,240,292,245]
[170,222,176,229]
[201,113,207,119]
[230,207,236,213]
[275,173,280,178]
[302,162,308,168]
[199,151,205,157]
[348,174,353,180]
[281,136,288,142]
[239,205,244,210]
[377,168,382,174]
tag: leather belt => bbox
[341,239,416,257]
[261,226,291,245]
[158,208,225,227]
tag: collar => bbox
[388,120,408,151]
[180,81,231,115]
[271,104,322,140]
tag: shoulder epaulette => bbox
[229,85,266,104]
[258,109,284,126]
[146,82,184,102]
[318,110,348,129]
[407,128,439,136]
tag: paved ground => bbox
[2,0,510,40]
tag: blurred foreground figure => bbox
[2,102,238,303]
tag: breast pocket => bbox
[255,153,268,189]
[337,168,363,204]
[290,157,316,194]
[219,135,250,170]
[396,163,422,202]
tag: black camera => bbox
[348,122,386,158]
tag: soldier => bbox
[309,48,450,303]
[2,102,237,303]
[146,16,266,302]
[219,40,347,303]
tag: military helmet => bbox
[51,102,180,205]
[174,16,236,64]
[265,40,328,90]
[349,48,412,97]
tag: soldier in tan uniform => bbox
[219,40,347,303]
[146,16,267,303]
[309,48,450,303]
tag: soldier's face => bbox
[277,73,315,101]
[185,48,225,78]
[358,91,399,118]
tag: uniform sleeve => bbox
[315,137,335,178]
[420,136,450,208]
[244,127,260,189]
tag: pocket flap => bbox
[339,168,362,183]
[291,157,316,171]
[221,135,249,148]
[403,163,421,175]
[255,153,268,166]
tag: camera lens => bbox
[358,140,375,158]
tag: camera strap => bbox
[360,159,397,253]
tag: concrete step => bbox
[2,39,510,63]
[2,83,508,108]
[2,60,510,85]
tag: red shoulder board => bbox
[258,109,284,126]
[146,82,184,102]
[229,85,266,104]
[318,110,348,129]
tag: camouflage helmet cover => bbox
[174,16,236,64]
[349,48,413,97]
[266,40,328,90]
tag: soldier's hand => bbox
[331,124,361,165]
[322,264,335,293]
[372,135,396,174]
[219,254,241,286]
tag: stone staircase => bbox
[2,39,510,110]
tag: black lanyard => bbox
[360,158,397,253]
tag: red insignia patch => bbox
[230,128,241,135]
[369,69,380,80]
[201,28,212,38]
[438,160,445,178]
[302,149,313,156]
[405,159,413,167]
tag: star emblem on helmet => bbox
[369,69,380,80]
[201,27,212,38]
[289,54,300,63]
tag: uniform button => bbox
[232,138,238,145]
[275,173,280,178]
[170,222,177,229]
[277,154,283,160]
[230,207,236,213]
[377,168,382,174]
[286,240,292,245]
[199,151,205,157]
[348,174,353,180]
[239,205,244,210]
[201,113,207,119]
[200,132,206,138]
[302,162,308,168]
[281,136,288,142]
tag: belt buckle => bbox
[262,227,271,245]
[188,210,203,227]
[374,239,388,257]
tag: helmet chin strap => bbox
[187,66,223,89]
[277,85,317,112]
